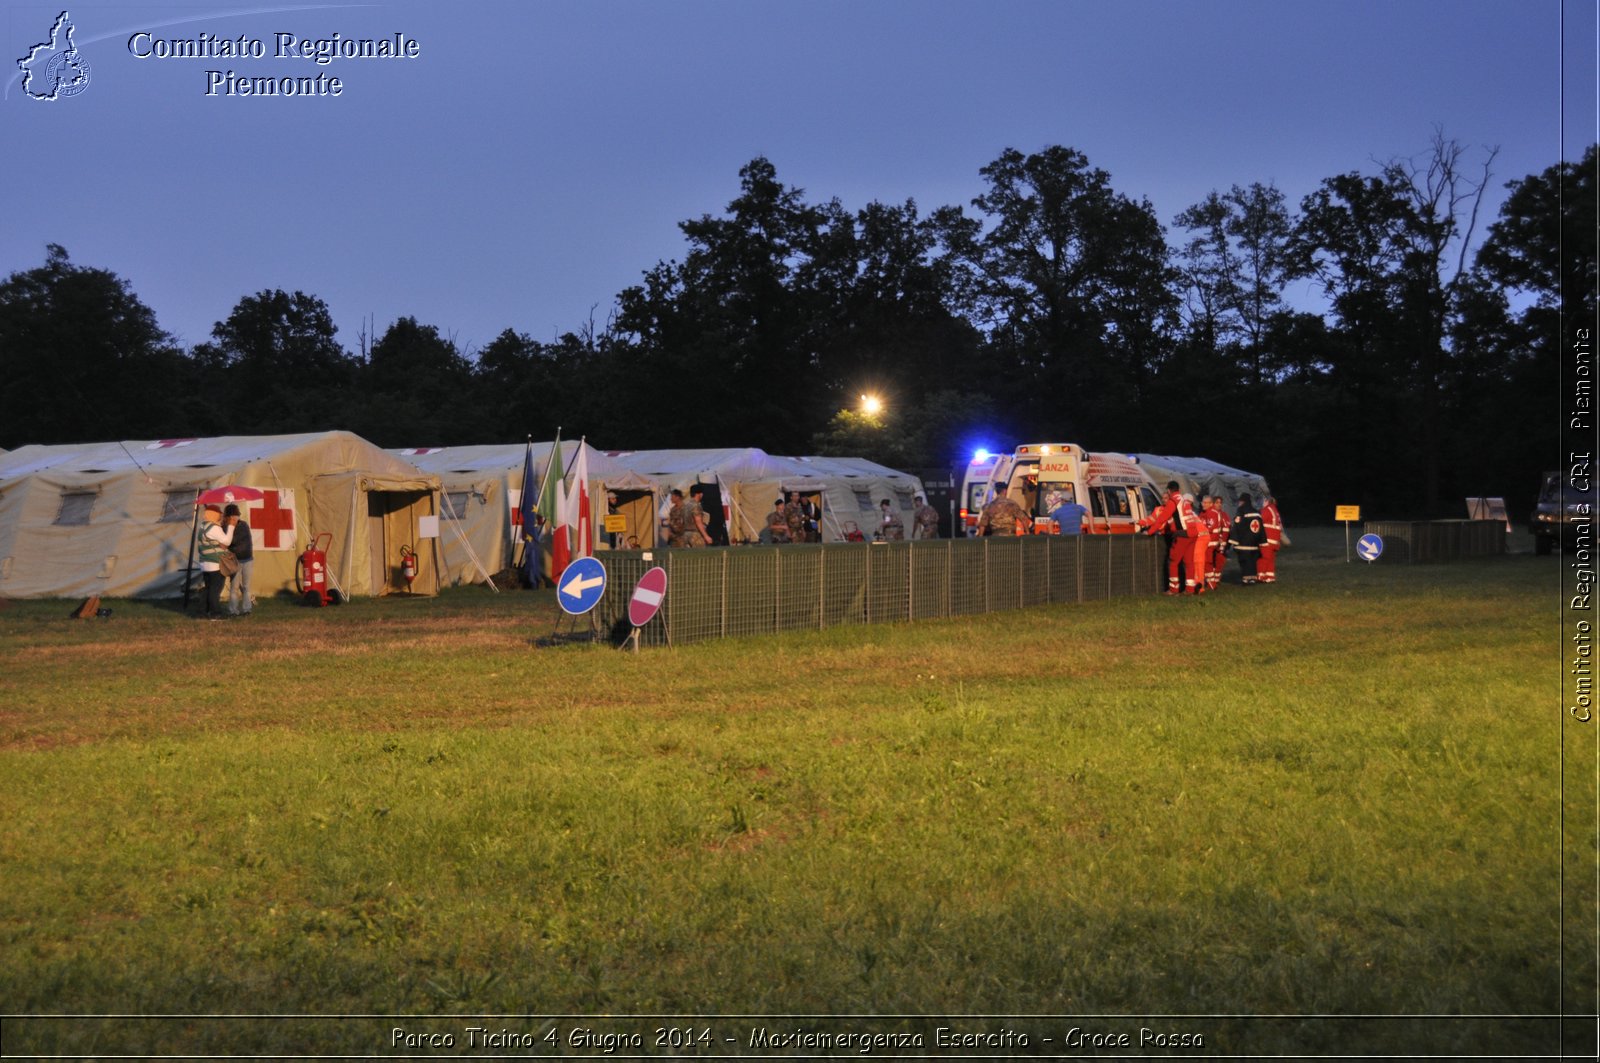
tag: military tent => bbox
[0,432,442,601]
[1131,454,1274,513]
[783,456,928,541]
[602,449,927,544]
[392,441,656,586]
[601,448,787,545]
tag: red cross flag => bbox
[246,489,298,551]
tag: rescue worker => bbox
[1229,494,1266,585]
[1198,495,1228,591]
[913,496,940,539]
[1259,495,1283,584]
[976,482,1032,536]
[665,489,690,547]
[1137,481,1209,595]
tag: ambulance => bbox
[963,443,1162,535]
[957,450,1000,536]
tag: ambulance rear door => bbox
[1027,444,1085,532]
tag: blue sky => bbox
[3,0,1594,354]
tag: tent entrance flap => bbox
[367,489,436,595]
[606,488,656,549]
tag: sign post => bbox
[556,556,607,615]
[1335,505,1361,562]
[627,566,668,653]
[1357,533,1384,564]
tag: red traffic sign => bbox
[628,566,667,627]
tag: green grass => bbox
[0,529,1589,1057]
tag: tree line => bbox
[1,136,1592,518]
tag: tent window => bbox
[443,490,472,520]
[160,489,196,523]
[854,489,874,512]
[55,492,96,526]
[894,487,914,508]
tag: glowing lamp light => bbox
[974,449,991,462]
[860,394,883,416]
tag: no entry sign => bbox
[628,566,667,627]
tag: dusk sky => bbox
[3,0,1594,356]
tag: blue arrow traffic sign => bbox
[555,556,607,615]
[1357,533,1384,563]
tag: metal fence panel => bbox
[725,547,779,639]
[949,540,986,615]
[1048,536,1082,603]
[1362,520,1507,563]
[664,549,724,645]
[596,536,1162,648]
[985,537,1023,612]
[1106,534,1139,597]
[909,541,951,620]
[777,548,823,632]
[822,545,868,627]
[1021,536,1051,608]
[866,542,911,624]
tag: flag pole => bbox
[534,428,561,508]
[513,434,533,572]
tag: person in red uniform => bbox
[1138,481,1210,595]
[1198,495,1228,591]
[1259,495,1283,584]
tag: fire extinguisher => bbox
[295,532,337,607]
[400,544,418,590]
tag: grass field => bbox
[0,528,1591,1058]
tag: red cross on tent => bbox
[248,490,297,550]
[147,438,196,449]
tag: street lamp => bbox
[860,393,883,417]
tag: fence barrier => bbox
[596,535,1166,647]
[1361,519,1507,563]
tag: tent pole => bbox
[181,490,200,611]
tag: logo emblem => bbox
[18,11,91,101]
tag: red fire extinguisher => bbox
[400,544,418,591]
[295,532,337,607]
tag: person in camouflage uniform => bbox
[685,486,712,547]
[666,489,691,547]
[879,499,905,541]
[913,496,940,539]
[764,498,791,544]
[784,491,808,544]
[976,482,1031,536]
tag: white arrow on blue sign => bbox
[1357,533,1384,562]
[556,556,607,615]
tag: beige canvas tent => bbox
[1131,454,1274,513]
[392,441,657,587]
[602,449,927,544]
[0,432,442,600]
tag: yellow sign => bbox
[603,514,628,534]
[1335,505,1361,522]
